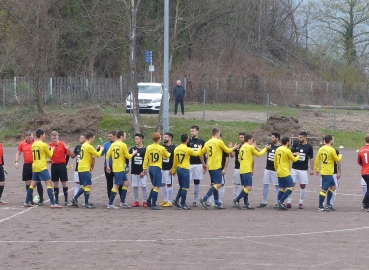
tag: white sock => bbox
[219,186,225,203]
[362,185,367,197]
[233,185,240,199]
[287,192,293,203]
[300,188,306,204]
[161,186,168,202]
[262,184,269,203]
[133,186,139,201]
[74,183,81,197]
[275,185,279,204]
[142,186,148,201]
[208,195,214,204]
[167,186,173,202]
[193,184,200,202]
[331,190,337,205]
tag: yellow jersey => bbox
[143,143,171,170]
[200,138,233,170]
[172,144,201,174]
[32,140,53,173]
[315,145,342,175]
[274,145,300,177]
[106,141,133,173]
[78,142,103,172]
[238,143,267,174]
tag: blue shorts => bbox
[149,166,162,187]
[321,175,335,190]
[240,173,252,186]
[114,172,128,185]
[177,167,190,189]
[78,172,92,186]
[209,169,222,184]
[278,175,294,188]
[32,170,51,181]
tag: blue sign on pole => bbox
[145,50,152,63]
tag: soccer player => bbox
[357,134,369,211]
[233,134,269,210]
[0,142,6,204]
[49,131,70,205]
[199,127,238,210]
[328,147,341,209]
[65,134,86,197]
[69,131,104,209]
[129,133,148,207]
[315,135,342,212]
[15,131,44,205]
[230,132,246,200]
[274,137,300,210]
[160,132,176,207]
[286,131,314,209]
[257,132,281,209]
[188,125,207,207]
[142,132,171,210]
[24,128,62,208]
[171,134,202,210]
[106,131,137,209]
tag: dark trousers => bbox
[362,175,369,208]
[105,166,122,199]
[174,98,184,114]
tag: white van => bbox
[126,82,166,113]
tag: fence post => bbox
[85,78,89,98]
[49,77,53,100]
[2,82,5,112]
[267,92,270,119]
[216,77,218,102]
[14,77,18,104]
[334,98,336,132]
[68,78,71,113]
[202,89,206,121]
[295,81,298,96]
[120,75,123,103]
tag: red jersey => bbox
[49,141,69,164]
[18,139,35,164]
[0,143,3,165]
[358,145,369,175]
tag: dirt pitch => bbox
[0,146,366,269]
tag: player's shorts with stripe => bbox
[51,163,68,182]
[73,171,80,183]
[162,170,173,185]
[22,163,33,181]
[321,175,335,190]
[177,167,190,189]
[240,173,252,186]
[131,174,147,187]
[78,171,92,186]
[320,174,339,187]
[0,165,5,182]
[232,169,240,185]
[291,168,308,184]
[278,175,294,188]
[209,169,222,184]
[190,164,204,180]
[32,170,51,181]
[263,169,278,185]
[149,166,162,187]
[361,177,367,186]
[113,172,128,185]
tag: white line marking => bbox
[1,225,369,244]
[0,174,104,224]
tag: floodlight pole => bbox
[163,0,169,135]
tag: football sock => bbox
[278,189,285,201]
[121,186,128,204]
[175,188,182,202]
[180,188,188,206]
[36,182,44,201]
[133,187,139,201]
[74,183,81,197]
[327,188,334,205]
[84,187,91,205]
[280,188,293,203]
[287,192,293,203]
[54,187,59,202]
[142,186,148,201]
[262,184,269,203]
[275,185,279,204]
[331,190,337,205]
[167,186,173,202]
[208,195,214,204]
[147,188,153,202]
[203,186,216,201]
[152,188,159,207]
[161,186,168,202]
[74,186,84,200]
[233,185,240,200]
[193,183,200,202]
[109,188,117,205]
[300,188,306,203]
[319,191,326,208]
[0,186,4,198]
[26,185,30,191]
[362,186,367,196]
[219,186,225,203]
[213,186,219,205]
[235,189,246,202]
[243,188,249,205]
[63,187,68,202]
[25,185,35,204]
[47,186,56,205]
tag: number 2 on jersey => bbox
[320,153,328,164]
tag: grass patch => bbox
[320,128,365,149]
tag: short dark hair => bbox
[244,134,252,142]
[299,131,307,136]
[117,130,125,138]
[190,125,199,131]
[85,131,95,139]
[135,133,144,139]
[164,132,174,139]
[181,134,189,142]
[108,130,117,136]
[324,135,333,144]
[35,128,45,138]
[239,132,246,137]
[212,127,220,136]
[272,132,281,140]
[281,137,290,145]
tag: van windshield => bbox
[138,85,162,94]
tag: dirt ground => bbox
[0,146,367,269]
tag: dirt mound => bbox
[6,108,103,144]
[252,115,324,145]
